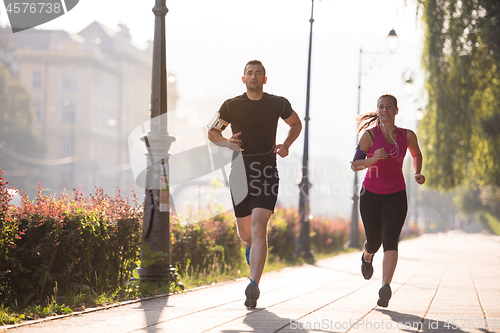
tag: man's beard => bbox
[246,83,262,91]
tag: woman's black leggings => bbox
[359,187,408,253]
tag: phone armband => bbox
[207,112,229,131]
[350,145,367,163]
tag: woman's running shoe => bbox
[361,252,374,280]
[377,284,392,307]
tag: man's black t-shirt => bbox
[218,92,293,156]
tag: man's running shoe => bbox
[245,244,250,266]
[377,284,392,307]
[244,279,260,309]
[361,252,374,280]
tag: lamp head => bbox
[386,29,399,53]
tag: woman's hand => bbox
[415,173,426,185]
[371,148,387,162]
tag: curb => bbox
[0,278,245,331]
[1,292,173,331]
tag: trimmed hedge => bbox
[1,169,411,310]
[0,175,142,307]
[171,212,242,276]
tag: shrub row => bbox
[0,174,142,308]
[1,170,417,310]
[170,211,243,276]
[170,207,353,277]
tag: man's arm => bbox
[275,111,302,158]
[207,129,242,151]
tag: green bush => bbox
[170,212,242,276]
[478,211,500,235]
[310,216,350,254]
[0,172,142,308]
[1,169,355,312]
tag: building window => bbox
[60,99,77,123]
[32,70,42,90]
[33,99,42,123]
[61,73,78,91]
[93,102,99,125]
[61,139,74,158]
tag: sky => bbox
[0,0,426,217]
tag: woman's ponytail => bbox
[356,111,379,134]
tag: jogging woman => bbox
[351,94,425,307]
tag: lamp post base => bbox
[298,220,316,263]
[302,250,315,262]
[137,266,178,283]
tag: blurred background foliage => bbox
[0,62,45,198]
[417,0,500,233]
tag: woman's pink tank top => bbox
[362,125,408,194]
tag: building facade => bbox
[7,22,178,195]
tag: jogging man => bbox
[207,60,302,308]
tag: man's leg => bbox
[236,215,252,247]
[249,207,273,284]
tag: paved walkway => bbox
[3,231,500,333]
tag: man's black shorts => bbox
[229,152,279,218]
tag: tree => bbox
[0,61,45,196]
[417,0,500,232]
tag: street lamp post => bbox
[137,0,177,287]
[298,0,315,261]
[349,29,398,249]
[350,48,364,249]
